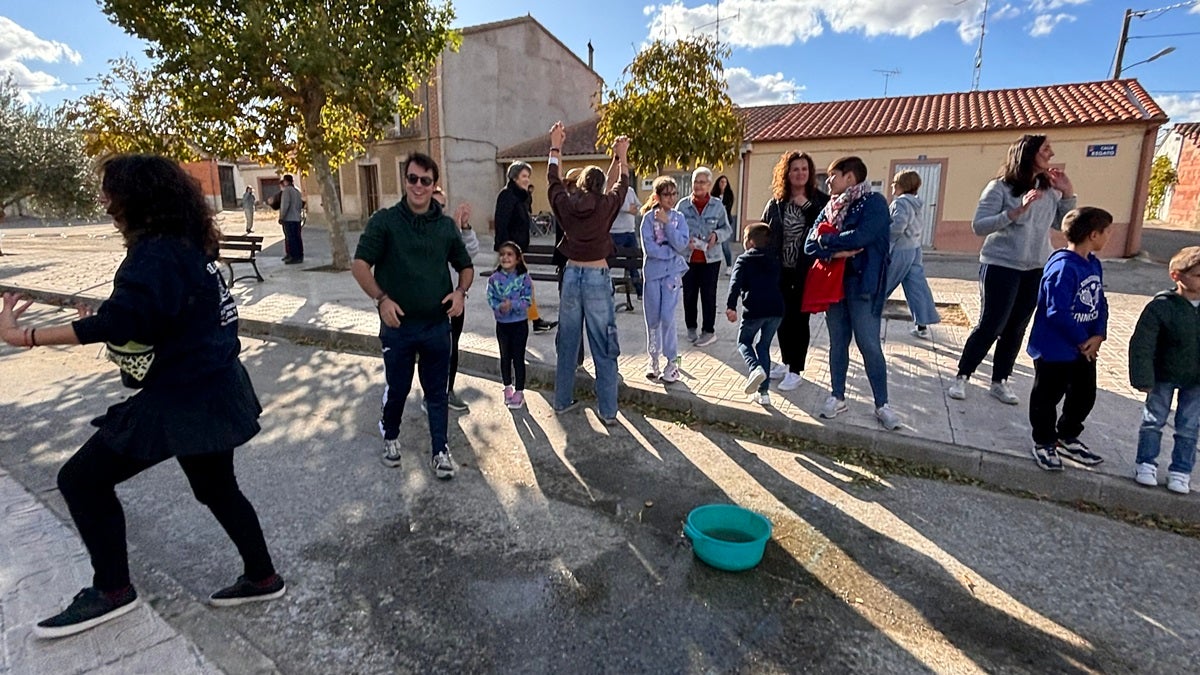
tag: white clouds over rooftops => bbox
[724,67,803,106]
[1156,93,1200,124]
[643,0,989,48]
[0,16,81,94]
[1029,13,1076,37]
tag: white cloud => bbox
[1028,0,1088,11]
[992,4,1021,20]
[644,0,988,48]
[0,16,81,94]
[1156,94,1200,124]
[1029,13,1075,37]
[725,67,803,106]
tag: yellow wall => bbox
[741,125,1155,257]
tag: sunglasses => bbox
[406,174,434,187]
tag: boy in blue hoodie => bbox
[726,224,785,406]
[1026,206,1111,471]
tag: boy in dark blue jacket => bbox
[1026,207,1111,471]
[727,224,784,406]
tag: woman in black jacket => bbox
[714,174,736,270]
[760,151,830,392]
[0,155,284,639]
[495,161,556,333]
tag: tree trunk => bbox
[311,149,351,270]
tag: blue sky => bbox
[4,0,1199,123]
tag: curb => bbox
[5,283,1198,525]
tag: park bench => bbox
[218,233,265,285]
[480,242,644,312]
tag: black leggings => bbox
[777,266,812,373]
[682,261,721,334]
[496,320,529,389]
[57,435,276,591]
[448,310,465,392]
[957,264,1041,382]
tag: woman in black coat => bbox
[760,151,830,392]
[495,161,555,333]
[0,155,284,639]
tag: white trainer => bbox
[989,379,1020,405]
[1167,471,1191,495]
[819,396,848,419]
[875,405,903,431]
[778,371,803,391]
[1134,462,1158,487]
[948,375,967,400]
[744,366,767,394]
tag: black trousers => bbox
[1029,357,1097,445]
[497,320,529,389]
[448,310,465,392]
[57,435,275,591]
[957,264,1041,382]
[777,265,812,374]
[683,261,721,334]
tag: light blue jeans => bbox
[1135,382,1200,474]
[826,294,889,408]
[738,316,782,394]
[884,246,940,326]
[555,265,620,418]
[643,274,682,368]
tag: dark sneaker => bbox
[34,586,139,639]
[432,451,457,479]
[446,390,469,412]
[1031,444,1064,471]
[554,400,580,415]
[284,258,303,265]
[532,319,558,334]
[1056,438,1103,466]
[209,574,286,607]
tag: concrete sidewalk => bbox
[0,215,1195,522]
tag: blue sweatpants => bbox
[643,274,682,369]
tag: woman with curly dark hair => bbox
[0,155,284,639]
[760,151,829,391]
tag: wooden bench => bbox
[480,242,644,312]
[218,234,265,285]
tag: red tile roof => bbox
[748,79,1166,142]
[1175,122,1200,146]
[498,80,1167,159]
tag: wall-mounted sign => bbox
[1086,144,1117,157]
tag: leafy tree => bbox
[598,36,744,175]
[0,78,98,253]
[65,56,201,161]
[101,0,459,268]
[1146,154,1178,220]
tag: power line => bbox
[1127,32,1200,38]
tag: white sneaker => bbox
[381,438,403,468]
[875,405,903,430]
[660,362,680,383]
[695,332,718,347]
[755,392,771,406]
[744,366,767,394]
[819,396,848,419]
[948,375,967,400]
[778,371,803,392]
[989,379,1020,405]
[645,359,661,380]
[1134,462,1158,487]
[1167,471,1191,495]
[910,326,930,340]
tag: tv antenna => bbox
[874,69,901,96]
[969,0,989,90]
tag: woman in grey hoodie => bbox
[949,134,1076,404]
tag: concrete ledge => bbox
[5,283,1198,525]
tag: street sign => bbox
[1086,144,1118,157]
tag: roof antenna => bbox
[873,69,900,97]
[971,0,990,91]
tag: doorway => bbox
[893,162,942,248]
[359,165,380,217]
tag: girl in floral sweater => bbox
[487,242,534,408]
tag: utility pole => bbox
[1112,8,1133,78]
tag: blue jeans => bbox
[380,320,451,456]
[884,246,940,326]
[555,265,620,418]
[282,220,303,260]
[826,294,889,408]
[611,232,643,297]
[1135,382,1200,474]
[738,316,781,394]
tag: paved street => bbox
[2,329,1200,673]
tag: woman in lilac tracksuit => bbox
[640,176,691,383]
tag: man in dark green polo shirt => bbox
[352,152,474,479]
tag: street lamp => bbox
[1118,46,1176,76]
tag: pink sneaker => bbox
[507,390,525,409]
[503,386,514,407]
